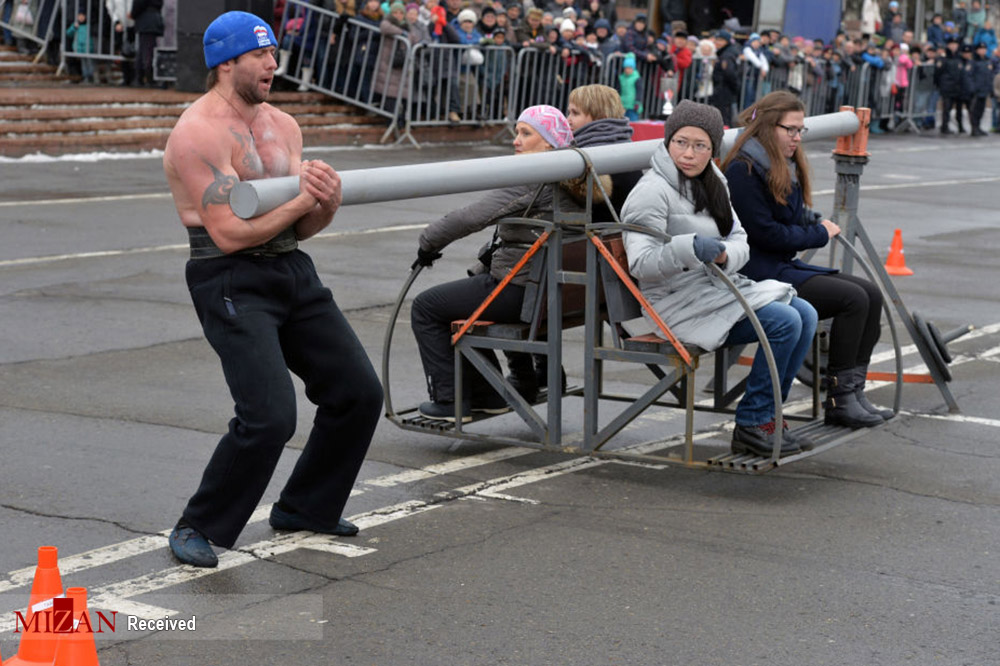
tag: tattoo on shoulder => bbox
[201,161,238,210]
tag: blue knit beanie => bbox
[203,12,277,69]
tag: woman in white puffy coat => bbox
[621,100,817,457]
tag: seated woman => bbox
[506,84,643,401]
[564,83,644,222]
[722,91,892,429]
[410,105,577,421]
[621,100,818,457]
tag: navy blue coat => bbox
[724,156,837,287]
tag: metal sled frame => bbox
[381,158,906,473]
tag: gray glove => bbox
[692,235,725,263]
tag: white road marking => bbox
[0,446,541,594]
[813,175,1000,197]
[0,192,171,208]
[0,224,428,268]
[359,447,535,489]
[1,326,996,629]
[0,431,716,630]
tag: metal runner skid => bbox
[379,107,978,472]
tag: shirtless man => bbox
[162,11,382,568]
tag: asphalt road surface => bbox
[2,133,999,666]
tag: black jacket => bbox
[964,55,993,97]
[711,42,741,104]
[131,0,163,35]
[934,50,964,97]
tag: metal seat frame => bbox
[382,142,913,473]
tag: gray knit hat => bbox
[663,100,725,157]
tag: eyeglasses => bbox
[777,123,809,138]
[669,137,712,154]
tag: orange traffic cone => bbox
[884,228,914,276]
[5,546,65,666]
[51,588,100,666]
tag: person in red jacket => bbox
[670,30,692,92]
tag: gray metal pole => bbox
[230,110,861,218]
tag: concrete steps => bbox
[0,44,503,157]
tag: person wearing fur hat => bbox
[409,105,581,421]
[621,100,818,457]
[162,11,382,567]
[514,7,549,49]
[723,91,892,430]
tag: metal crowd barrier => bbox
[4,0,972,142]
[59,0,132,78]
[277,0,433,144]
[509,46,604,120]
[0,0,59,62]
[403,43,515,136]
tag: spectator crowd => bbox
[3,0,997,133]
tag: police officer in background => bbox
[965,41,992,136]
[935,36,965,133]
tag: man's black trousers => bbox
[183,250,382,548]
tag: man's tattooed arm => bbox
[200,162,240,213]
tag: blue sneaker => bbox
[269,503,359,536]
[168,525,218,568]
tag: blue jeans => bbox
[723,297,817,426]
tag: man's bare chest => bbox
[230,125,293,181]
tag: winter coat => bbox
[597,32,620,58]
[964,55,993,97]
[131,0,163,36]
[994,70,1000,98]
[742,43,769,75]
[927,23,946,48]
[620,142,795,350]
[973,27,997,55]
[622,26,649,58]
[894,53,913,87]
[375,18,418,99]
[514,22,548,49]
[711,41,741,104]
[935,50,964,97]
[618,68,643,113]
[725,137,838,289]
[860,0,880,35]
[418,180,583,286]
[67,22,93,54]
[965,7,986,42]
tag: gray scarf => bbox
[572,117,634,148]
[739,136,799,186]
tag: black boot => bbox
[824,370,883,428]
[852,366,894,420]
[533,354,567,393]
[506,352,539,403]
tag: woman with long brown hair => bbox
[622,100,817,457]
[722,90,892,429]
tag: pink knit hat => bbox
[516,104,573,149]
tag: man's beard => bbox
[235,74,268,106]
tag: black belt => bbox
[187,226,299,259]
